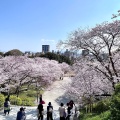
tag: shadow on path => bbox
[55,92,71,105]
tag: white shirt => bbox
[58,106,65,117]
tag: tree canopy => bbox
[0,56,71,96]
[60,20,120,103]
[0,52,4,56]
[4,49,23,56]
[40,52,73,65]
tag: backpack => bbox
[4,101,8,107]
[48,106,53,113]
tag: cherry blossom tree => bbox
[63,56,115,113]
[0,56,70,96]
[59,20,120,90]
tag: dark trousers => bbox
[38,112,43,120]
[60,116,65,120]
[4,108,10,115]
[38,115,43,120]
[66,115,71,120]
[47,112,53,120]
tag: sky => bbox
[0,0,120,53]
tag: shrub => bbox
[26,90,37,97]
[114,83,120,95]
[10,95,34,106]
[93,99,110,113]
[110,83,120,120]
[0,94,5,107]
[80,111,84,119]
[10,95,22,105]
[21,97,34,106]
[79,111,110,120]
[100,111,111,120]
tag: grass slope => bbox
[80,111,110,120]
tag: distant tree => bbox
[4,49,23,56]
[0,52,4,56]
[59,55,72,65]
[40,52,73,65]
[34,52,41,57]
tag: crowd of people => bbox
[3,94,80,120]
[37,94,79,120]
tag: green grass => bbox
[80,111,111,120]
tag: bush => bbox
[110,83,120,120]
[93,99,110,113]
[114,83,120,95]
[10,95,22,105]
[100,111,111,120]
[0,94,5,107]
[80,111,110,120]
[80,111,84,119]
[10,95,34,106]
[21,97,34,106]
[26,90,37,97]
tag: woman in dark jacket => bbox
[37,103,44,120]
[4,98,10,115]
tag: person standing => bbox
[66,103,72,120]
[58,103,66,120]
[16,107,26,120]
[39,94,45,104]
[39,94,42,103]
[4,98,10,115]
[37,103,44,120]
[47,102,53,120]
[69,100,75,109]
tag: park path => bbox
[0,77,72,120]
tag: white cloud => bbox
[40,39,56,44]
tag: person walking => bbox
[16,107,26,120]
[58,103,66,120]
[4,98,10,115]
[47,102,53,120]
[37,103,44,120]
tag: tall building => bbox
[64,49,70,57]
[82,49,89,56]
[42,45,50,53]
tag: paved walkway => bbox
[0,77,73,120]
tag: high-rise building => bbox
[42,45,50,53]
[64,49,70,57]
[82,49,89,56]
